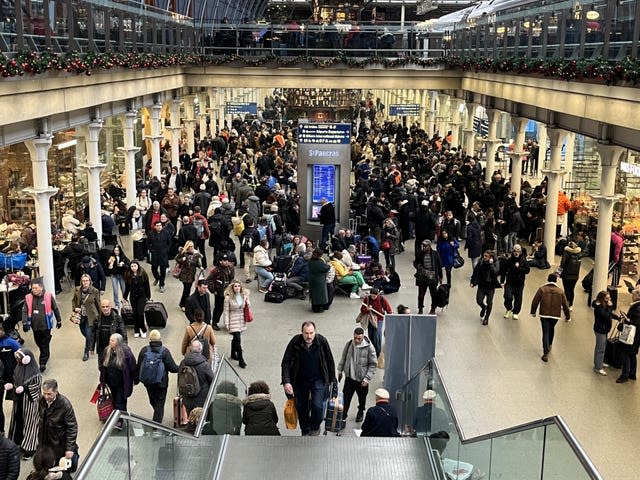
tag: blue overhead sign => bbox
[390,104,421,116]
[225,102,257,115]
[298,123,351,145]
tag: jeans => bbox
[562,278,578,306]
[503,283,524,314]
[367,320,383,356]
[79,320,94,355]
[286,276,306,292]
[594,332,607,370]
[342,377,369,417]
[111,275,126,309]
[476,288,495,319]
[255,266,274,289]
[293,380,328,435]
[540,317,559,354]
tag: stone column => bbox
[427,91,437,136]
[420,90,427,130]
[78,121,106,241]
[507,116,529,204]
[436,93,449,137]
[463,103,477,156]
[117,112,141,208]
[23,136,58,295]
[484,108,501,183]
[541,128,567,265]
[536,122,548,174]
[168,99,182,170]
[592,145,625,296]
[207,88,217,136]
[145,104,164,180]
[563,131,576,189]
[217,89,225,133]
[183,95,197,155]
[197,92,208,141]
[449,98,464,149]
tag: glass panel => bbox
[80,423,130,479]
[490,427,545,478]
[202,358,247,435]
[542,424,593,480]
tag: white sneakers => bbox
[504,310,513,319]
[134,333,140,338]
[350,292,361,299]
[512,314,519,320]
[595,369,607,376]
[361,283,372,290]
[141,332,147,338]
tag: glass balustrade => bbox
[398,359,602,480]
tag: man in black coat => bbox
[147,221,172,293]
[471,250,501,325]
[413,201,438,259]
[0,433,19,480]
[318,198,336,252]
[361,388,399,437]
[501,244,530,320]
[185,280,213,326]
[281,321,336,436]
[177,216,199,248]
[76,256,107,292]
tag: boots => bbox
[237,349,247,369]
[230,336,239,360]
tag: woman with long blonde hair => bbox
[223,280,251,368]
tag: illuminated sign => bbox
[389,104,421,116]
[298,123,351,144]
[225,102,257,115]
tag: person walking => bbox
[93,299,127,357]
[7,349,41,460]
[307,250,330,313]
[501,244,530,320]
[98,333,137,425]
[318,198,336,252]
[617,289,640,383]
[22,279,62,373]
[464,215,483,270]
[175,241,203,310]
[123,261,151,338]
[360,388,399,437]
[337,327,377,423]
[186,280,213,325]
[105,245,130,311]
[147,221,172,293]
[71,274,101,362]
[359,288,392,357]
[179,339,214,414]
[181,310,216,365]
[206,253,234,331]
[37,379,79,472]
[530,274,571,362]
[281,321,336,436]
[135,329,179,423]
[414,240,443,315]
[592,290,619,376]
[470,250,501,325]
[223,280,250,369]
[0,323,21,436]
[559,241,582,309]
[242,381,280,436]
[436,230,459,286]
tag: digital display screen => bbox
[312,165,336,204]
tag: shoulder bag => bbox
[243,301,254,323]
[96,383,115,423]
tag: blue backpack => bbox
[139,347,166,386]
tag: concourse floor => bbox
[5,235,638,479]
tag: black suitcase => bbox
[144,301,168,328]
[604,337,623,369]
[121,301,135,326]
[434,284,450,309]
[118,219,130,236]
[133,238,148,261]
[272,255,293,274]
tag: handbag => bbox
[96,384,115,423]
[171,263,182,279]
[284,397,298,430]
[453,251,465,269]
[356,311,377,329]
[619,323,637,345]
[243,302,254,323]
[381,240,391,251]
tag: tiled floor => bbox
[5,236,638,479]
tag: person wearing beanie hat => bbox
[558,241,583,309]
[361,388,399,437]
[135,329,179,423]
[412,389,451,436]
[530,273,571,362]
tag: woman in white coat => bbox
[223,280,250,369]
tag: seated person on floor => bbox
[363,260,384,285]
[527,239,550,269]
[373,265,401,294]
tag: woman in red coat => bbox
[359,288,392,356]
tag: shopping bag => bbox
[243,303,254,323]
[97,384,115,423]
[619,323,637,346]
[284,398,298,430]
[89,384,101,404]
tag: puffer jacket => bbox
[530,282,571,321]
[337,336,377,382]
[253,245,272,267]
[242,393,280,435]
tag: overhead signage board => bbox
[298,123,351,145]
[225,102,257,115]
[390,104,421,116]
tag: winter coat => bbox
[0,435,19,480]
[592,301,618,335]
[242,393,280,435]
[105,251,130,277]
[308,258,329,306]
[465,220,483,259]
[135,341,179,389]
[621,301,640,354]
[471,258,501,290]
[337,336,377,382]
[175,248,203,284]
[223,293,249,333]
[99,345,137,398]
[180,352,214,410]
[414,207,438,243]
[560,246,582,281]
[530,282,571,321]
[281,333,336,386]
[208,393,243,435]
[181,322,216,362]
[289,256,309,281]
[381,224,400,255]
[37,392,79,460]
[436,238,459,269]
[253,245,272,267]
[72,285,101,326]
[361,401,399,437]
[502,252,530,287]
[414,249,443,286]
[148,228,172,267]
[93,311,128,354]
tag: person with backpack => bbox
[240,220,261,283]
[181,309,216,364]
[178,338,214,414]
[223,281,251,369]
[208,208,233,259]
[135,330,179,423]
[191,206,211,269]
[559,241,582,309]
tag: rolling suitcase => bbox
[173,396,188,428]
[120,300,135,326]
[144,301,168,328]
[434,284,450,309]
[324,383,345,434]
[133,238,148,261]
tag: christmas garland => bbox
[1,50,639,85]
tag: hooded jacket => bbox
[242,393,280,435]
[530,282,571,321]
[337,336,377,383]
